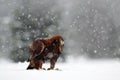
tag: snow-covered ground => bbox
[0,58,120,80]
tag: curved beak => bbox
[60,39,64,46]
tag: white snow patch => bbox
[0,59,120,80]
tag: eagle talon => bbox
[47,68,54,70]
[42,68,46,70]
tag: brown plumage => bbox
[27,35,64,70]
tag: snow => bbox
[0,59,120,80]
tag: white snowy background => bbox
[0,0,120,80]
[0,58,120,80]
